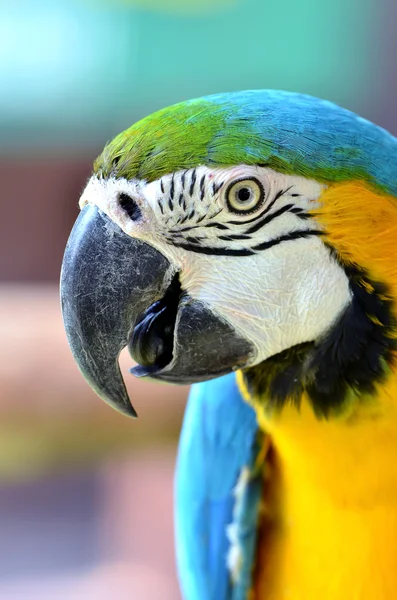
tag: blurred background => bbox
[1,0,396,597]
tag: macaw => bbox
[60,90,397,600]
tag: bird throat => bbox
[239,262,397,418]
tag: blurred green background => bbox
[0,0,396,598]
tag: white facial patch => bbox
[80,166,351,367]
[174,236,350,365]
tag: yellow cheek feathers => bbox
[314,182,397,298]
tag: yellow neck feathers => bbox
[237,182,397,599]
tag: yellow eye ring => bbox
[225,177,264,214]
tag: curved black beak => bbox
[60,205,174,417]
[61,205,255,417]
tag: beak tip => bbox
[122,403,139,419]
[120,407,138,419]
[100,390,138,419]
[102,396,138,419]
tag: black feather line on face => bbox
[205,222,229,229]
[218,234,252,241]
[171,243,254,256]
[185,236,204,244]
[244,204,295,235]
[289,207,310,220]
[211,181,223,195]
[170,222,229,234]
[199,174,206,200]
[208,208,223,219]
[189,169,197,196]
[170,174,175,200]
[169,229,321,256]
[241,257,397,418]
[251,230,322,251]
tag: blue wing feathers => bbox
[231,464,264,600]
[175,374,260,600]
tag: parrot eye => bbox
[118,192,142,220]
[225,178,264,214]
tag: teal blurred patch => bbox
[0,0,138,151]
[0,0,374,152]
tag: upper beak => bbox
[60,205,254,417]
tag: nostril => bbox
[118,193,142,220]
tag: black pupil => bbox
[237,187,251,202]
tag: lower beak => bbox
[60,205,254,417]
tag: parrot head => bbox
[61,91,397,418]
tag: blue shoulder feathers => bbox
[175,374,261,600]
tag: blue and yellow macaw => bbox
[61,90,397,599]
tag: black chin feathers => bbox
[242,263,397,418]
